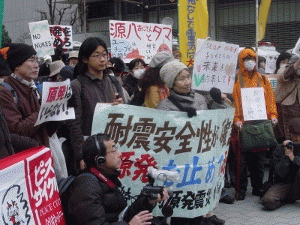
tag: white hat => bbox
[159,61,188,88]
[68,51,79,59]
[49,60,65,77]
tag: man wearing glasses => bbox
[0,43,53,147]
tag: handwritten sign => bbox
[28,20,54,57]
[35,80,75,126]
[0,146,66,225]
[241,87,267,121]
[192,40,239,93]
[265,55,278,74]
[49,25,73,50]
[292,37,300,55]
[92,104,234,218]
[109,20,172,64]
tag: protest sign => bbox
[178,0,209,67]
[292,37,300,55]
[0,146,66,225]
[49,25,73,50]
[29,20,54,57]
[109,20,172,64]
[92,104,234,218]
[241,87,268,121]
[35,80,75,126]
[192,40,239,93]
[265,55,278,74]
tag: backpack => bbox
[0,80,18,105]
[129,89,145,106]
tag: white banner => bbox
[35,80,75,126]
[192,40,239,93]
[241,87,267,121]
[28,20,54,57]
[92,104,235,218]
[109,20,172,64]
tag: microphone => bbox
[147,167,179,183]
[209,87,223,104]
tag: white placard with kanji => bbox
[35,80,75,126]
[241,87,268,121]
[109,20,172,64]
[265,55,278,74]
[49,25,73,50]
[192,40,239,93]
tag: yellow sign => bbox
[258,0,272,41]
[178,0,208,67]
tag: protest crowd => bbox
[0,22,300,225]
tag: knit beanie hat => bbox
[159,60,188,88]
[7,43,37,71]
[149,51,174,68]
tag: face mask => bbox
[133,69,145,79]
[244,60,256,71]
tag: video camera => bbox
[283,141,300,150]
[141,167,179,200]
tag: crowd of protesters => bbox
[0,37,299,225]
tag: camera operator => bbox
[261,118,300,210]
[65,133,168,225]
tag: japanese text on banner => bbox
[192,40,239,94]
[92,104,234,218]
[49,25,73,50]
[35,80,75,126]
[109,20,172,64]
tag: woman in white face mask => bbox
[123,58,146,96]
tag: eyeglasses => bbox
[27,56,39,63]
[90,52,108,60]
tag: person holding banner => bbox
[68,37,124,172]
[0,43,58,147]
[65,133,168,225]
[156,60,225,225]
[157,60,207,112]
[232,48,278,200]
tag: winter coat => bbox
[156,89,208,111]
[273,144,300,184]
[66,169,154,225]
[0,76,50,146]
[232,48,278,123]
[274,65,300,105]
[122,74,138,97]
[0,105,39,159]
[68,72,124,162]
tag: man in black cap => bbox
[261,117,300,210]
[0,43,53,146]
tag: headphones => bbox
[93,135,106,166]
